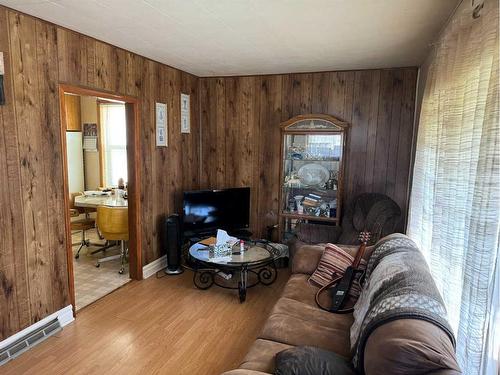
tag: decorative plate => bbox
[297,163,329,187]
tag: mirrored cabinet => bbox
[278,115,349,241]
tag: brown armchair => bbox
[291,193,401,257]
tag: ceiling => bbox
[0,0,458,77]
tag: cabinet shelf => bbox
[282,185,337,193]
[284,158,340,162]
[281,212,339,222]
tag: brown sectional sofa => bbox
[222,242,460,375]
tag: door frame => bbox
[58,84,143,314]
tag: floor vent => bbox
[0,318,61,366]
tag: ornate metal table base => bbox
[193,261,278,302]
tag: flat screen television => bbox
[182,187,250,235]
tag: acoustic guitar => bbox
[315,231,371,314]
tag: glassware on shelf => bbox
[294,195,304,214]
[287,143,305,160]
[306,142,332,160]
[284,170,301,188]
[325,170,338,190]
[329,199,337,218]
[297,163,330,187]
[279,115,348,241]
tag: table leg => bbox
[258,261,278,286]
[238,266,248,303]
[193,268,215,290]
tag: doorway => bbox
[59,85,142,313]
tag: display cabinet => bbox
[278,114,349,242]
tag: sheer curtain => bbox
[100,104,128,187]
[407,0,499,374]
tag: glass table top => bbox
[189,241,274,266]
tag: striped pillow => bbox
[308,243,366,299]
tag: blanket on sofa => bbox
[350,233,456,372]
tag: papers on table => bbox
[216,229,238,247]
[190,229,241,263]
[83,190,110,196]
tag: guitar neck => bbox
[352,236,367,269]
[352,243,366,268]
[352,231,371,268]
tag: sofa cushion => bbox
[239,339,293,374]
[281,274,350,311]
[270,297,353,334]
[364,319,461,375]
[275,346,356,375]
[291,244,325,275]
[281,274,319,307]
[260,297,353,357]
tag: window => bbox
[407,0,499,373]
[100,103,127,187]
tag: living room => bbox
[0,1,498,375]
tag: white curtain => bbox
[100,104,128,187]
[407,0,499,374]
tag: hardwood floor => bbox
[1,269,289,375]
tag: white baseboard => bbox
[142,255,168,279]
[0,305,74,350]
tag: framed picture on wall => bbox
[156,102,167,147]
[180,93,190,134]
[83,123,98,150]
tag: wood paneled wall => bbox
[199,69,418,237]
[0,7,200,340]
[0,5,418,342]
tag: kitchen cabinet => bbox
[64,94,81,131]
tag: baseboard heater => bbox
[0,318,61,366]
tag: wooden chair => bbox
[70,192,96,259]
[95,206,129,274]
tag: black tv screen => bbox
[182,187,250,234]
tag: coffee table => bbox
[189,240,282,302]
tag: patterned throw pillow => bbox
[308,243,366,299]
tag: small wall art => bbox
[156,102,167,147]
[180,93,190,134]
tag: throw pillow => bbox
[275,346,355,375]
[308,243,366,299]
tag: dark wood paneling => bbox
[347,70,380,202]
[57,27,90,86]
[0,7,31,338]
[200,68,417,236]
[0,4,417,342]
[95,40,127,93]
[395,69,418,225]
[256,75,282,236]
[180,72,201,192]
[0,6,200,339]
[9,11,55,322]
[35,19,70,311]
[139,59,156,264]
